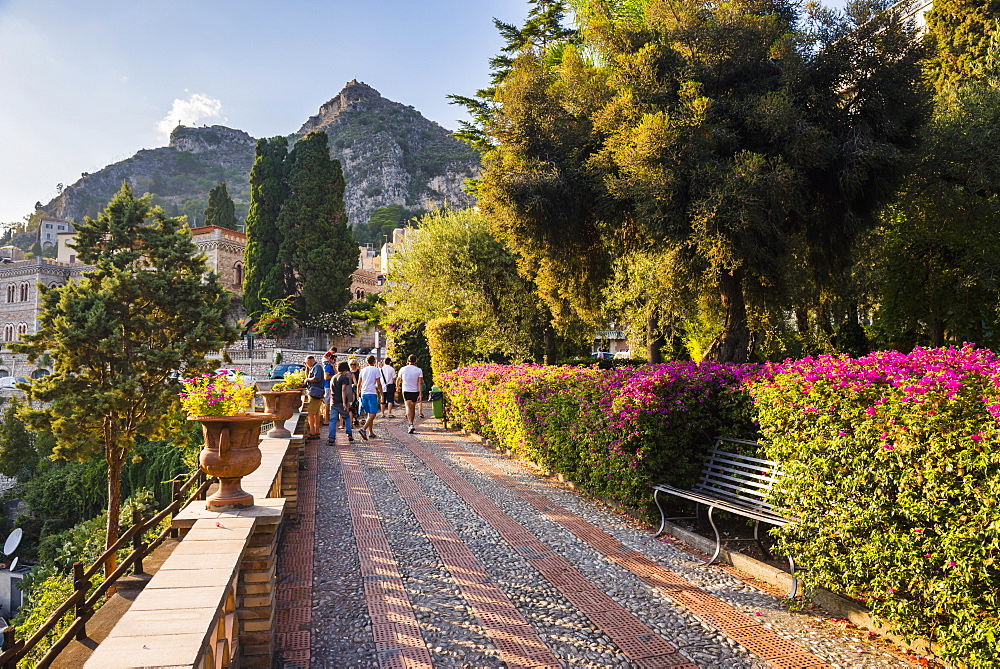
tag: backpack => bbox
[340,374,356,405]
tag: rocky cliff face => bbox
[42,82,478,229]
[47,126,255,225]
[298,80,478,225]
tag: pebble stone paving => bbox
[277,414,920,669]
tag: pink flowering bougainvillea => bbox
[752,345,1000,666]
[441,347,1000,664]
[438,361,756,505]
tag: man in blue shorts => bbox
[356,355,383,441]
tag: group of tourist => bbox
[301,351,424,445]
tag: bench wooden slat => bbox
[705,458,781,481]
[701,468,774,492]
[707,446,779,468]
[652,483,789,526]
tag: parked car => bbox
[0,377,29,389]
[270,363,306,380]
[591,351,612,359]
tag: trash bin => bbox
[430,386,445,419]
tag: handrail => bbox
[0,468,213,668]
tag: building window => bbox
[16,323,27,339]
[234,263,244,286]
[5,285,13,303]
[0,370,8,378]
[31,368,49,379]
[69,255,76,263]
[3,325,12,342]
[44,224,52,229]
[19,283,28,302]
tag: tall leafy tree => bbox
[243,137,290,318]
[869,43,1000,348]
[203,182,238,231]
[0,397,39,479]
[277,131,356,319]
[13,182,236,575]
[925,0,1000,92]
[384,208,585,363]
[473,0,927,362]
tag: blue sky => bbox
[0,0,527,223]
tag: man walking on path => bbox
[357,355,383,441]
[328,361,355,445]
[398,354,423,434]
[322,350,336,426]
[303,356,324,439]
[380,357,397,417]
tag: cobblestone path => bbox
[288,417,916,669]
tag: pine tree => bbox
[243,137,290,318]
[277,131,355,319]
[203,182,238,231]
[449,0,578,152]
[13,182,236,576]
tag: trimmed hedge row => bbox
[440,348,1000,666]
[438,362,756,506]
[754,346,1000,666]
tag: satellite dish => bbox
[8,557,17,571]
[4,529,22,556]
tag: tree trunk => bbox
[794,308,809,334]
[646,313,664,364]
[543,324,556,365]
[105,451,125,581]
[928,318,945,348]
[702,268,751,363]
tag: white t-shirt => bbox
[359,365,382,395]
[398,364,423,393]
[381,365,397,385]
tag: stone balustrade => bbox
[83,413,303,669]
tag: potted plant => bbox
[259,369,307,438]
[179,370,275,509]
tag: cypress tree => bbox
[243,137,290,318]
[203,182,238,231]
[277,131,355,320]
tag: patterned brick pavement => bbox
[287,418,915,668]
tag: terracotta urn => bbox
[194,413,276,509]
[258,390,304,438]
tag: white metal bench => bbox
[652,437,797,595]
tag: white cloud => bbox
[155,93,225,141]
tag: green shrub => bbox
[426,318,472,381]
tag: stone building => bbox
[0,256,85,379]
[191,226,247,296]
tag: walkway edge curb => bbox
[458,428,949,667]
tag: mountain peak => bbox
[297,80,384,135]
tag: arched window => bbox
[19,283,28,302]
[31,368,49,379]
[234,263,244,286]
[16,323,28,339]
[3,325,13,342]
[6,285,13,303]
